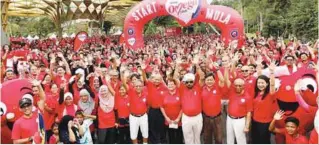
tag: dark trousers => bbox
[251,119,271,144]
[45,130,53,143]
[203,114,224,144]
[118,127,131,144]
[220,101,228,144]
[166,126,183,144]
[148,107,166,144]
[98,128,116,144]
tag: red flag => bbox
[73,31,88,52]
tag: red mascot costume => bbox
[274,67,318,143]
[0,79,32,143]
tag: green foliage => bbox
[7,16,56,38]
[216,0,318,40]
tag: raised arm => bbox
[269,110,285,134]
[57,52,71,75]
[269,61,276,95]
[224,64,231,88]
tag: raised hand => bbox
[269,60,276,72]
[274,110,285,120]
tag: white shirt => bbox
[79,119,93,144]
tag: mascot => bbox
[274,66,318,143]
[1,79,44,144]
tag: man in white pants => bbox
[179,73,203,144]
[225,73,252,144]
[127,80,149,144]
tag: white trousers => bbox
[182,113,203,144]
[226,115,247,144]
[129,114,148,140]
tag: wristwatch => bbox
[29,136,33,142]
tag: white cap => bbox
[182,73,195,82]
[64,92,73,101]
[22,94,34,104]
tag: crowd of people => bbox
[1,33,319,144]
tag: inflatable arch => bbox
[123,0,245,50]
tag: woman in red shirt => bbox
[57,84,78,121]
[115,85,131,144]
[97,85,116,144]
[160,78,183,144]
[251,62,276,144]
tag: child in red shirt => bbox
[269,110,308,144]
[49,123,60,144]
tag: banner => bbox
[165,27,182,36]
[73,31,88,52]
[123,0,244,50]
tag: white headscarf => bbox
[98,85,114,113]
[78,89,95,115]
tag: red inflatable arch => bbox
[123,0,245,50]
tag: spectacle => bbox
[241,70,249,72]
[185,81,194,84]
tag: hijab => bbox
[98,85,114,113]
[78,89,95,115]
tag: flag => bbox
[34,109,46,144]
[73,31,88,52]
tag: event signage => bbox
[123,0,245,50]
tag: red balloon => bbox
[123,0,245,50]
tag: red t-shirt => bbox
[179,83,202,116]
[54,74,71,87]
[43,93,59,130]
[278,129,309,144]
[146,81,166,108]
[309,129,318,144]
[49,135,58,144]
[128,88,148,115]
[162,90,182,126]
[243,76,256,97]
[227,86,253,117]
[97,107,115,129]
[202,85,223,116]
[11,112,39,143]
[115,93,130,118]
[253,93,276,123]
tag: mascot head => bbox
[1,79,32,126]
[275,66,318,116]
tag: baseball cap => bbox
[19,98,32,108]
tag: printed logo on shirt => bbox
[143,98,146,102]
[241,98,245,103]
[127,103,130,106]
[176,96,180,100]
[286,85,291,91]
[161,91,164,94]
[249,80,253,83]
[194,91,197,95]
[213,90,216,94]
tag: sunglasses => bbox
[185,81,194,84]
[241,70,249,72]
